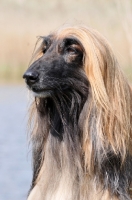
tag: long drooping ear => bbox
[79,27,132,169]
[57,26,132,170]
[82,27,132,154]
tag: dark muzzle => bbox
[23,70,39,85]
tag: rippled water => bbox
[0,85,32,200]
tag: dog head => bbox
[23,32,89,99]
[23,26,115,108]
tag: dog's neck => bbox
[29,95,85,199]
[40,91,87,141]
[31,93,86,188]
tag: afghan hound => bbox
[23,25,132,200]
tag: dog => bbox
[23,25,132,200]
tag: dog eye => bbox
[66,47,77,55]
[41,37,52,54]
[42,46,47,54]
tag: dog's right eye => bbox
[42,37,52,54]
[42,46,47,54]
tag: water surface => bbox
[0,85,32,200]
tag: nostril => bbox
[23,71,39,83]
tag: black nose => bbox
[23,71,39,84]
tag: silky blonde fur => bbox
[27,26,132,200]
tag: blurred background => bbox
[0,0,132,199]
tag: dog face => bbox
[23,35,88,98]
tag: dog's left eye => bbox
[66,47,77,55]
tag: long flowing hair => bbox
[28,26,132,200]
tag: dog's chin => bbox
[26,84,52,98]
[32,91,51,98]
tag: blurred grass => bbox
[0,0,132,83]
